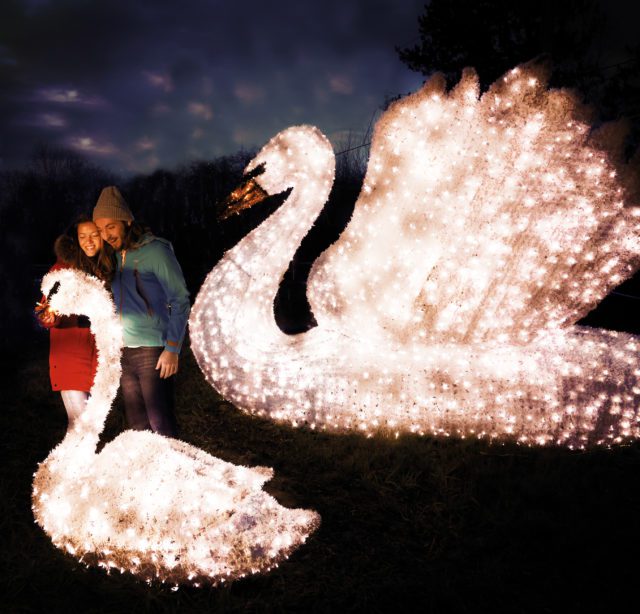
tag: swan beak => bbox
[218,166,269,220]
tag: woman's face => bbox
[77,221,102,258]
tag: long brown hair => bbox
[122,221,153,250]
[69,215,116,282]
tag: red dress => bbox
[43,262,98,392]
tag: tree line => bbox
[398,0,640,149]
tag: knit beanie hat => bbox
[93,186,134,222]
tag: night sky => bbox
[1,0,637,175]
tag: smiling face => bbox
[94,218,129,251]
[77,221,102,258]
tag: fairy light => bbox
[32,269,319,586]
[190,63,640,449]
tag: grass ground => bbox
[2,341,640,613]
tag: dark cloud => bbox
[0,0,426,171]
[2,0,635,174]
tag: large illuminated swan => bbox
[33,268,319,586]
[190,62,640,448]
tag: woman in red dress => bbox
[37,216,115,431]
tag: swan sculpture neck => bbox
[42,269,122,465]
[223,126,335,334]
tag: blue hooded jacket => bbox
[112,233,190,353]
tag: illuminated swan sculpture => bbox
[32,268,319,586]
[190,62,640,448]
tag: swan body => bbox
[33,268,319,586]
[190,62,640,448]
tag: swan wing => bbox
[99,431,274,495]
[308,62,640,344]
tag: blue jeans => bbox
[121,347,178,437]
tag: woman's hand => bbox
[35,301,60,328]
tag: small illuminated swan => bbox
[190,62,640,448]
[33,268,319,586]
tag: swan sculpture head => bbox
[34,268,319,586]
[190,61,640,448]
[247,125,335,196]
[220,126,335,222]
